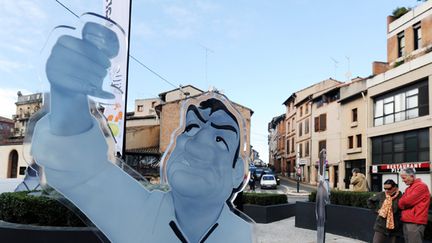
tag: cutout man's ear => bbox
[232,157,245,189]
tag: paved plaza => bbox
[255,217,366,243]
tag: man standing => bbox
[398,168,431,243]
[350,168,368,192]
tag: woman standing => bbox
[367,179,403,243]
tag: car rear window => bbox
[262,175,274,180]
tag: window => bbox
[318,140,326,157]
[287,139,290,154]
[356,134,362,148]
[374,80,429,126]
[314,114,326,132]
[305,104,309,114]
[348,136,354,149]
[305,141,310,157]
[299,143,303,157]
[352,108,358,122]
[291,137,295,152]
[19,166,26,175]
[305,118,309,134]
[397,31,405,58]
[299,123,303,136]
[300,106,303,117]
[137,105,144,112]
[292,118,295,131]
[414,23,422,50]
[371,128,429,164]
[288,122,290,132]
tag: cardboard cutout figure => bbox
[30,21,252,243]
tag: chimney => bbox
[387,15,396,33]
[372,61,390,75]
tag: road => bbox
[245,176,316,203]
[280,177,315,192]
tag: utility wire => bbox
[55,0,79,18]
[54,0,180,90]
[129,55,178,88]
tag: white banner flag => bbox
[103,0,131,156]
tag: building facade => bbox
[283,94,297,178]
[268,2,432,192]
[268,114,285,173]
[0,92,43,179]
[0,116,14,145]
[311,84,342,187]
[366,1,432,192]
[338,78,368,190]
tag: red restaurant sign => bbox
[373,162,431,173]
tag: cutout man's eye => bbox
[216,136,229,151]
[184,124,199,136]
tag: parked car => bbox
[260,175,277,189]
[262,168,280,185]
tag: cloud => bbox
[132,22,156,39]
[162,5,198,39]
[194,0,220,12]
[0,1,48,54]
[0,59,28,73]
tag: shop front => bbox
[370,162,431,192]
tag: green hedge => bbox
[243,192,287,206]
[0,191,85,227]
[392,7,411,19]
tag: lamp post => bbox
[296,144,300,193]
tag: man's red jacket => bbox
[398,178,431,225]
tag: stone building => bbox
[282,94,297,178]
[276,79,341,184]
[0,92,43,179]
[0,116,14,145]
[310,82,343,187]
[268,114,285,173]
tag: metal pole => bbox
[296,145,300,193]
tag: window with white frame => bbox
[397,31,405,58]
[373,80,428,126]
[414,22,422,50]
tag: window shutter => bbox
[320,114,327,131]
[314,117,319,132]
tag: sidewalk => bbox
[255,217,366,243]
[279,175,317,190]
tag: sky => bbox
[0,0,424,161]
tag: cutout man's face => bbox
[166,105,240,202]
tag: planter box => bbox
[0,220,109,243]
[294,202,432,243]
[243,203,295,223]
[295,201,376,242]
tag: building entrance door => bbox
[334,165,339,188]
[344,159,366,189]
